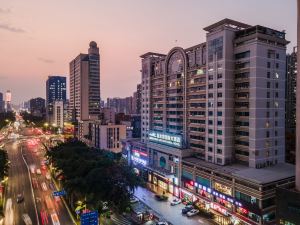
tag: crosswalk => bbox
[109,214,132,225]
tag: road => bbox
[2,125,74,225]
[134,186,214,225]
[4,140,39,225]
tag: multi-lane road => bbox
[2,126,74,225]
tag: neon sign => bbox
[149,131,182,148]
[131,156,147,166]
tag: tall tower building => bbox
[69,41,101,121]
[5,90,12,112]
[46,76,67,123]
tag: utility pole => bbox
[296,0,300,191]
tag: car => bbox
[22,214,33,225]
[46,173,51,180]
[156,222,169,225]
[187,209,199,217]
[41,182,48,191]
[36,169,41,175]
[155,194,168,201]
[130,197,139,204]
[170,198,181,206]
[181,205,194,214]
[16,194,24,203]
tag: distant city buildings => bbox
[69,41,101,122]
[29,97,46,117]
[123,18,293,225]
[285,47,297,164]
[53,100,64,128]
[0,92,4,113]
[46,76,67,124]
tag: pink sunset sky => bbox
[0,0,296,104]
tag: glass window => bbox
[217,130,222,135]
[217,111,222,116]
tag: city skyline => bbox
[0,0,296,104]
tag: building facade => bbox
[125,18,292,225]
[285,47,297,164]
[5,90,12,112]
[29,97,46,117]
[53,100,64,128]
[0,92,3,113]
[69,41,101,121]
[46,76,66,124]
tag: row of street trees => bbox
[46,139,143,214]
[0,112,15,129]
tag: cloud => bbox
[0,8,11,14]
[38,57,55,64]
[0,23,25,33]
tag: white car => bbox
[22,214,33,225]
[187,209,199,217]
[156,222,169,225]
[170,198,181,206]
[130,197,139,204]
[36,169,41,175]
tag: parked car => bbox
[187,209,199,217]
[170,198,181,206]
[157,222,169,225]
[155,194,168,201]
[16,194,24,203]
[130,197,139,204]
[182,205,194,214]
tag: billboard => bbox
[149,130,182,148]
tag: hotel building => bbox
[127,19,294,225]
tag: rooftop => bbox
[140,52,166,59]
[183,157,295,185]
[203,18,251,32]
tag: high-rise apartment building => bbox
[69,41,101,121]
[0,92,4,113]
[53,100,64,128]
[132,84,142,114]
[285,47,297,164]
[46,76,66,123]
[106,97,133,114]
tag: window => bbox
[208,156,213,162]
[208,84,213,89]
[266,111,270,118]
[209,111,213,116]
[276,63,279,69]
[217,139,222,144]
[217,130,222,135]
[275,130,278,136]
[266,102,270,108]
[217,111,222,116]
[275,121,278,127]
[275,140,278,146]
[217,92,223,98]
[275,82,279,88]
[217,148,222,154]
[217,102,223,107]
[208,120,213,125]
[208,75,213,80]
[217,121,222,126]
[275,111,278,117]
[267,92,270,98]
[208,93,213,98]
[276,53,279,59]
[217,158,222,164]
[266,131,270,138]
[235,51,250,59]
[208,138,213,143]
[217,83,223,88]
[217,73,222,79]
[267,82,270,88]
[267,62,271,68]
[267,72,270,78]
[209,129,213,134]
[208,147,213,152]
[275,92,278,98]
